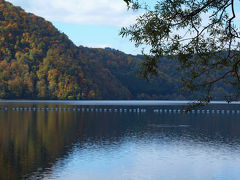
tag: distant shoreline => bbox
[0,100,240,106]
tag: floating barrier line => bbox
[0,107,239,115]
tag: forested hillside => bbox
[0,0,233,100]
[0,0,131,100]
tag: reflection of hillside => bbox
[0,110,81,180]
[0,109,148,179]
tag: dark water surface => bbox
[0,101,240,180]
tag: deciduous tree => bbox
[121,0,240,102]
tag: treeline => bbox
[0,0,234,100]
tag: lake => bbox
[0,100,240,180]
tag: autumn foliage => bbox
[0,1,234,100]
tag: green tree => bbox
[121,0,240,102]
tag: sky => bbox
[7,0,144,55]
[6,0,240,55]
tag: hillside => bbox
[0,0,233,100]
[0,0,132,100]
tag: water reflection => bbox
[0,105,240,179]
[0,110,81,180]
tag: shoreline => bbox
[0,100,240,106]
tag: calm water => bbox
[0,101,240,180]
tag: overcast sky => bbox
[7,0,143,55]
